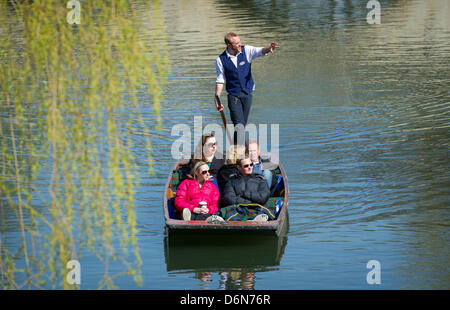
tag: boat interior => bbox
[166,163,286,221]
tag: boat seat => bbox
[167,197,178,219]
[270,175,284,197]
[169,166,190,190]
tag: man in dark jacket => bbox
[222,156,270,207]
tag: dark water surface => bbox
[134,0,450,290]
[3,0,450,289]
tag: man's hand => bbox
[269,42,279,53]
[263,42,279,54]
[215,94,224,112]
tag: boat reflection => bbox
[164,216,289,276]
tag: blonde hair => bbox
[225,145,245,165]
[191,161,208,177]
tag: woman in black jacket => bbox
[216,144,245,193]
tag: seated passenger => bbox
[216,144,246,194]
[246,140,278,189]
[175,161,224,222]
[187,133,224,177]
[222,156,271,208]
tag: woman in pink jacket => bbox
[175,161,223,222]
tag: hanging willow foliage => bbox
[0,0,169,289]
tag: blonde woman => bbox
[175,161,224,223]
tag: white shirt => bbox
[215,45,265,87]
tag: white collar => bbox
[225,48,242,58]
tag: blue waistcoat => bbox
[219,46,255,96]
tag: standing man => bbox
[214,32,279,143]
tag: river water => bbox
[3,0,450,289]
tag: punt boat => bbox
[163,159,289,236]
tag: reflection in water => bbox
[219,271,255,290]
[164,217,288,289]
[190,271,257,290]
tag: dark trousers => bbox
[227,91,253,144]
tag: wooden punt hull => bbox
[163,160,289,236]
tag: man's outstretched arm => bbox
[262,42,279,55]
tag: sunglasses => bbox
[241,163,253,168]
[200,170,210,175]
